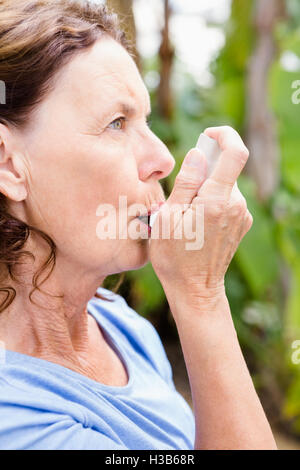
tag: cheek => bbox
[28,140,139,243]
[27,157,149,271]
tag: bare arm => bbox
[163,285,277,450]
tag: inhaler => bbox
[195,133,221,177]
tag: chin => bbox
[122,238,150,272]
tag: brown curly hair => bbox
[0,0,130,313]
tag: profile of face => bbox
[1,38,175,280]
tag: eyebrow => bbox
[117,102,151,118]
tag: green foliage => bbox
[210,0,255,131]
[127,263,165,318]
[236,177,279,297]
[270,38,300,192]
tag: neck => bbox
[0,249,106,364]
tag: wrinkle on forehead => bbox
[57,38,150,115]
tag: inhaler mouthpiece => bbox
[149,211,159,229]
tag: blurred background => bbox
[99,0,300,449]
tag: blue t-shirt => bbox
[0,287,195,450]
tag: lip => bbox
[135,213,151,228]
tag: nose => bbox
[137,131,175,182]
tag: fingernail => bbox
[184,148,205,168]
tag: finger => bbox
[193,180,244,209]
[167,148,207,207]
[202,126,249,200]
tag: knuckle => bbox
[175,173,199,192]
[206,201,226,221]
[229,198,247,218]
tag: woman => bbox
[0,0,276,450]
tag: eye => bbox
[108,117,126,130]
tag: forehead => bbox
[56,37,150,114]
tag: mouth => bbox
[136,213,152,237]
[135,201,165,236]
[137,213,151,226]
[135,203,164,235]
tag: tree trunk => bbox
[245,0,286,201]
[157,0,175,121]
[106,0,140,70]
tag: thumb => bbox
[167,148,207,207]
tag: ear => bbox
[0,124,27,202]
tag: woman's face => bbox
[14,38,175,277]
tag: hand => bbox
[149,126,253,297]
